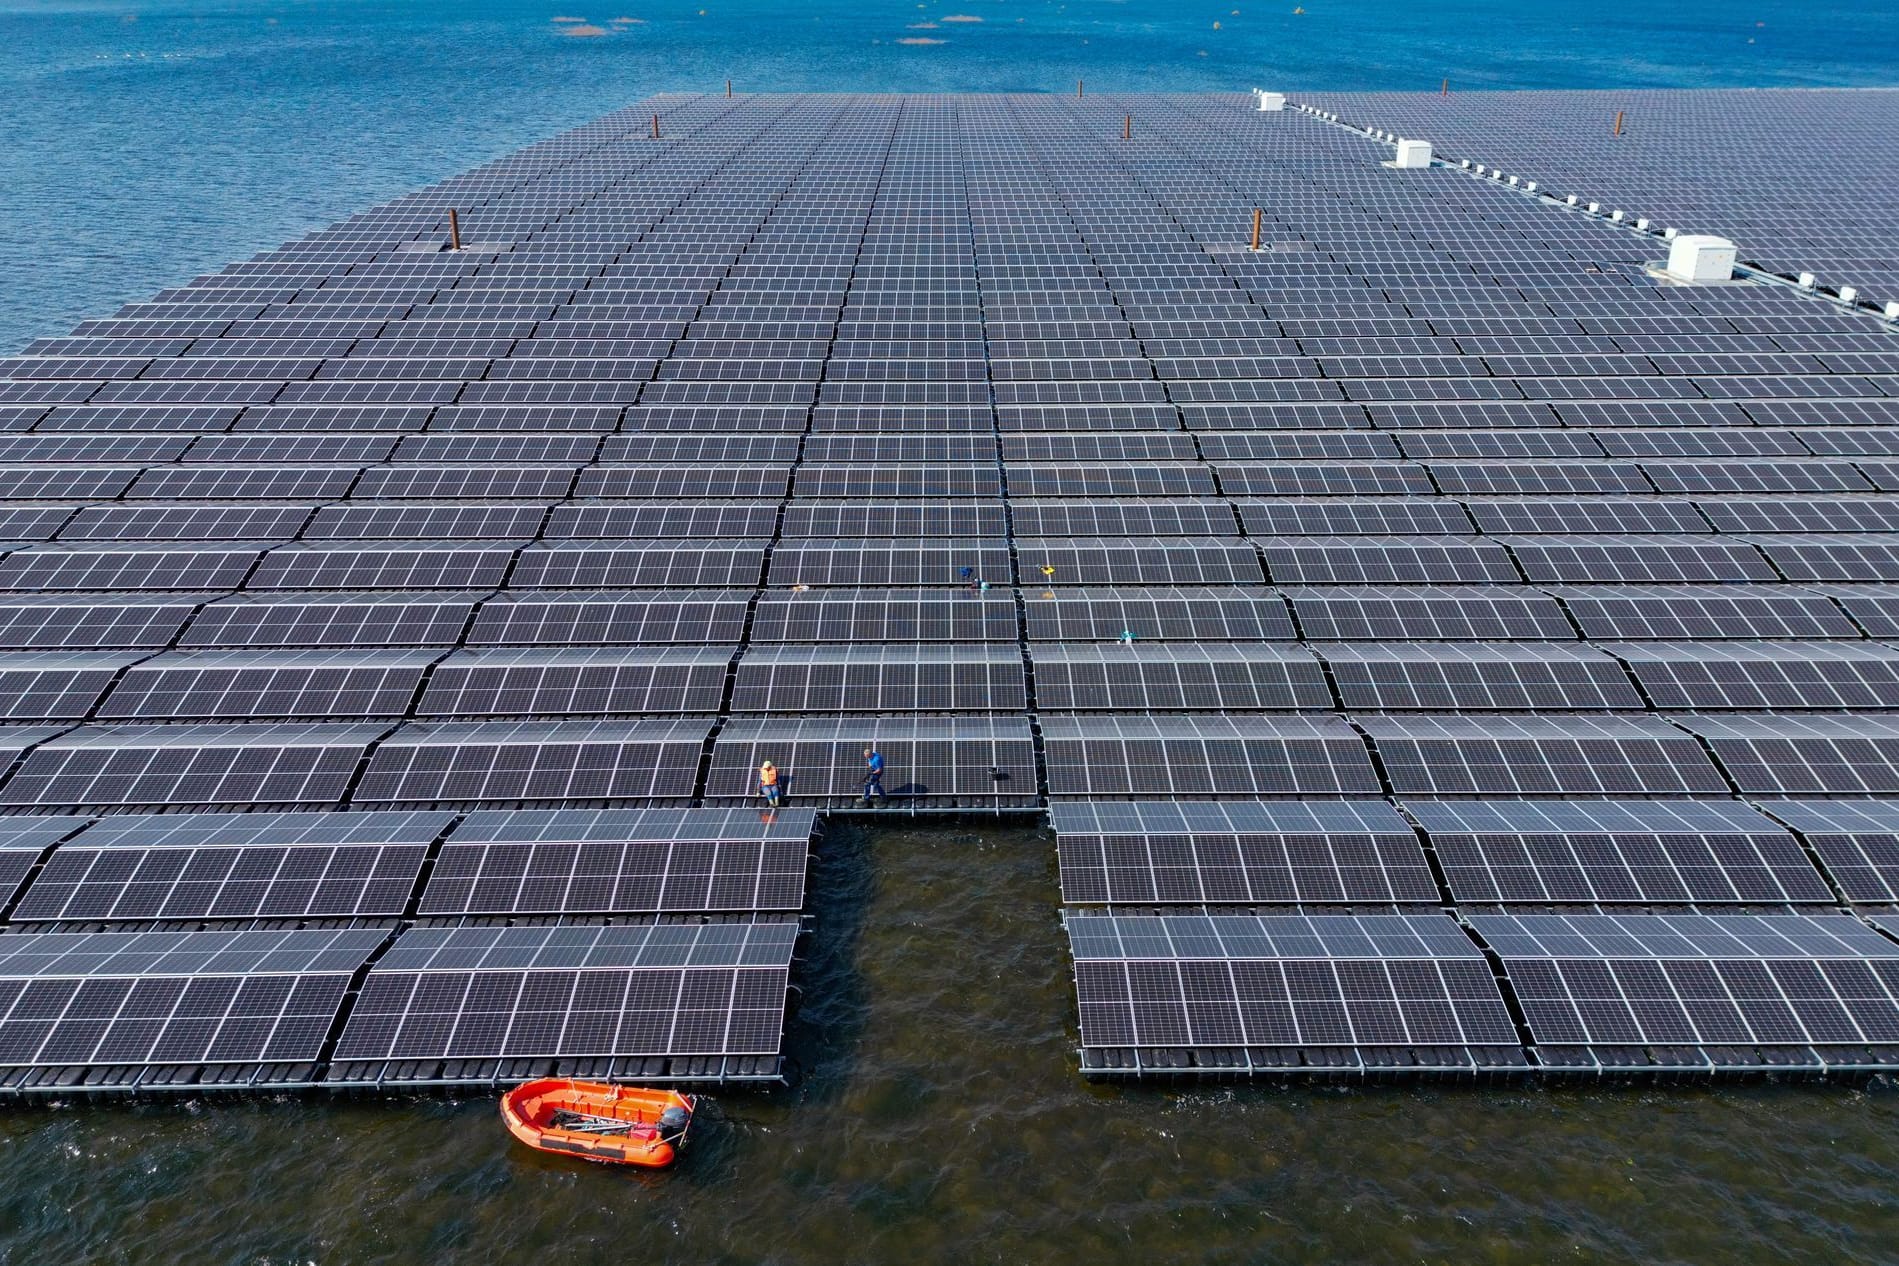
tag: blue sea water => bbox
[3,0,1899,351]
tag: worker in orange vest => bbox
[758,760,781,807]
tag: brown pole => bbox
[1251,208,1262,252]
[652,113,661,139]
[1441,78,1448,95]
[1123,113,1131,140]
[1614,109,1624,136]
[447,208,461,251]
[1077,79,1083,97]
[727,79,732,98]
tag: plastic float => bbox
[501,1079,696,1168]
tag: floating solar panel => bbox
[1731,535,1899,583]
[0,596,206,650]
[1052,800,1436,904]
[1042,714,1379,798]
[1011,500,1239,538]
[1459,498,1710,536]
[1017,537,1266,586]
[1259,537,1515,585]
[418,807,815,915]
[780,501,1005,539]
[178,591,481,649]
[0,722,386,808]
[1358,714,1726,796]
[1757,800,1899,903]
[417,646,732,717]
[1673,715,1899,794]
[1033,643,1330,712]
[13,810,452,923]
[1607,641,1899,709]
[0,544,267,592]
[1469,912,1899,1069]
[1066,912,1520,1074]
[465,590,750,647]
[353,719,709,805]
[61,504,314,542]
[1288,586,1574,641]
[1408,799,1831,904]
[1546,584,1861,641]
[0,818,92,910]
[97,649,439,720]
[0,928,383,1085]
[1235,499,1472,537]
[1503,536,1776,584]
[0,651,147,719]
[330,921,797,1084]
[767,541,1011,588]
[731,645,1024,713]
[1318,643,1641,711]
[1022,588,1294,642]
[751,588,1019,643]
[249,541,518,590]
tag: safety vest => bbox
[759,765,778,786]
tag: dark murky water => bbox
[1,822,1896,1265]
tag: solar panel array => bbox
[986,91,1899,1080]
[1296,89,1899,312]
[2,92,1899,1086]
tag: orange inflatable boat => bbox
[500,1079,697,1168]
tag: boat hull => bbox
[500,1079,696,1169]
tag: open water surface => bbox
[1,822,1896,1264]
[5,0,1899,351]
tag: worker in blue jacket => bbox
[861,747,887,807]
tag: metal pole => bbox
[448,208,461,251]
[1614,110,1624,136]
[1077,79,1083,98]
[652,113,661,139]
[727,80,732,98]
[1251,208,1261,252]
[1441,78,1448,96]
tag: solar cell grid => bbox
[1290,586,1575,641]
[1359,713,1727,796]
[1409,799,1831,904]
[0,927,382,1074]
[420,807,815,915]
[1033,643,1331,712]
[731,645,1025,713]
[97,648,439,720]
[353,718,708,804]
[1468,911,1899,1054]
[0,721,386,808]
[1607,641,1899,709]
[1067,912,1519,1054]
[14,817,437,922]
[1547,584,1861,640]
[333,922,796,1065]
[1053,799,1438,905]
[1319,642,1642,711]
[1042,714,1380,798]
[418,646,732,716]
